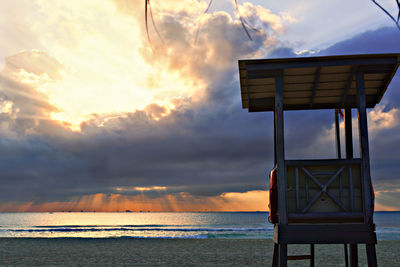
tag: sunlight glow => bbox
[0,190,268,212]
[115,186,168,192]
[11,0,206,131]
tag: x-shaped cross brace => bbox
[301,166,347,213]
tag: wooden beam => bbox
[335,109,342,159]
[275,75,288,225]
[275,224,377,244]
[285,158,361,166]
[345,108,353,159]
[310,67,321,107]
[246,95,378,112]
[287,255,312,260]
[356,71,374,224]
[310,244,315,267]
[288,212,364,220]
[341,66,357,107]
[326,191,348,211]
[279,223,375,232]
[366,243,378,267]
[345,244,349,267]
[295,167,299,212]
[350,244,358,267]
[349,166,354,211]
[245,56,398,71]
[279,244,288,267]
[272,244,279,267]
[245,69,251,110]
[302,191,323,213]
[305,175,309,203]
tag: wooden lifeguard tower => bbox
[238,54,400,267]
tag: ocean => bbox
[0,212,399,240]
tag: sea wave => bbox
[33,224,170,228]
[117,234,209,239]
[5,227,272,233]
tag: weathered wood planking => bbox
[284,67,317,75]
[241,90,378,100]
[240,77,274,85]
[282,83,315,91]
[241,85,381,96]
[319,73,353,82]
[284,75,315,83]
[320,65,353,74]
[240,80,383,94]
[364,73,388,80]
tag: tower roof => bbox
[238,53,400,112]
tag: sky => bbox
[0,0,399,212]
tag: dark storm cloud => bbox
[266,27,400,191]
[0,3,284,203]
[314,27,400,189]
[0,11,399,210]
[0,100,275,202]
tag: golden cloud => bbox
[0,190,268,212]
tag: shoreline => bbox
[0,238,399,266]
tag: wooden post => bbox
[335,109,342,159]
[356,71,373,224]
[295,167,300,212]
[357,71,377,267]
[272,243,279,267]
[350,244,358,267]
[366,244,378,267]
[275,75,287,267]
[310,244,315,267]
[344,108,353,159]
[279,244,287,267]
[275,75,287,225]
[344,107,353,267]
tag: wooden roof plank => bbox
[320,65,353,74]
[238,54,400,112]
[246,85,275,92]
[284,67,317,76]
[241,78,274,86]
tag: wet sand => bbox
[0,238,398,266]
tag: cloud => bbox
[0,0,292,210]
[0,1,399,211]
[0,190,268,212]
[256,26,400,210]
[320,27,400,56]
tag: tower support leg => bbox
[366,243,377,267]
[279,244,287,267]
[272,243,279,267]
[310,244,315,267]
[350,244,358,267]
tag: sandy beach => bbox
[0,238,398,266]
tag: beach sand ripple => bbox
[0,238,398,266]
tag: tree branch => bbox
[371,0,400,30]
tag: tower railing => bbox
[285,159,365,223]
